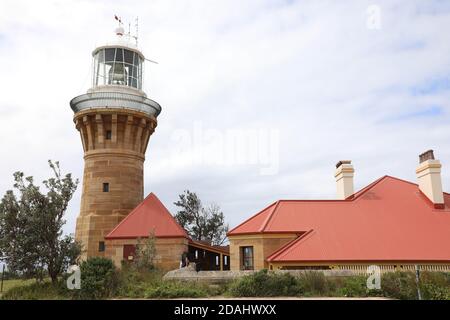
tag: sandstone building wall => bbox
[228,234,298,271]
[105,237,189,270]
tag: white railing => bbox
[332,264,450,274]
[70,92,161,117]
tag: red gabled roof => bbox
[105,193,189,240]
[229,176,450,263]
[227,201,279,235]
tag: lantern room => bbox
[92,45,144,90]
[91,23,145,91]
[71,22,161,117]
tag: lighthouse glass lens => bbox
[93,48,143,89]
[109,62,126,85]
[115,48,124,62]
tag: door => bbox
[123,244,136,262]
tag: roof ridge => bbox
[106,192,189,239]
[227,201,278,235]
[106,192,156,238]
[265,176,390,203]
[351,175,388,200]
[384,175,421,187]
[267,229,314,262]
[351,175,435,201]
[262,176,429,203]
[259,200,281,232]
[151,193,190,238]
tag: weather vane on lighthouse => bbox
[112,15,157,64]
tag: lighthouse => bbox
[70,23,161,259]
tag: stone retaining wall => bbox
[163,266,359,284]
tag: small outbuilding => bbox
[105,193,230,271]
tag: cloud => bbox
[0,0,449,234]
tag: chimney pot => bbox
[419,150,435,163]
[336,160,352,169]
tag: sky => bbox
[0,0,450,238]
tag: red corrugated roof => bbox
[229,176,450,263]
[105,193,189,240]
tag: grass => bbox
[0,280,71,300]
[0,278,69,300]
[0,279,35,297]
[1,269,448,300]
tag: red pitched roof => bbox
[229,176,450,263]
[105,193,189,240]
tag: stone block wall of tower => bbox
[73,108,157,259]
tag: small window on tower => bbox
[106,130,112,140]
[103,183,109,192]
[98,241,105,252]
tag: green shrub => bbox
[115,267,221,299]
[116,268,163,298]
[116,270,145,297]
[381,272,418,300]
[421,283,449,300]
[420,272,450,300]
[134,232,157,272]
[207,283,229,296]
[144,281,208,298]
[298,271,329,296]
[227,269,303,297]
[420,272,450,287]
[338,276,368,297]
[76,257,118,299]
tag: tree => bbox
[0,160,81,283]
[134,230,157,271]
[174,190,229,245]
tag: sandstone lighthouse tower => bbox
[70,23,161,259]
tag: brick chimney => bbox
[335,160,354,200]
[416,150,444,208]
